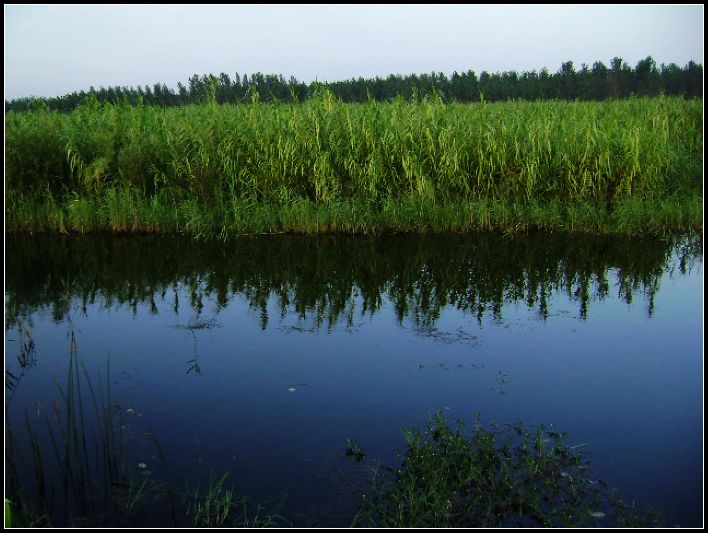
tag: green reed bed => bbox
[5,94,702,236]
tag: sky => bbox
[4,5,704,100]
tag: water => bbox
[5,233,703,526]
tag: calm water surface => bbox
[5,233,703,526]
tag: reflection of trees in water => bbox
[5,233,701,330]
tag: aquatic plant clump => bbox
[4,330,286,528]
[353,413,660,527]
[5,94,702,235]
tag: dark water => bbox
[5,233,703,526]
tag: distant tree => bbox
[559,61,577,99]
[5,56,702,112]
[609,57,631,98]
[591,61,609,100]
[684,60,703,97]
[633,56,660,96]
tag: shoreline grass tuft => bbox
[352,412,662,528]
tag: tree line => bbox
[5,56,702,112]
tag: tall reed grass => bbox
[5,94,702,235]
[4,326,286,527]
[5,330,127,526]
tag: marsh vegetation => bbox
[5,94,702,236]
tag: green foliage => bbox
[190,472,284,528]
[4,56,703,112]
[354,413,661,527]
[5,96,703,236]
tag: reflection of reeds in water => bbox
[5,323,37,409]
[173,315,222,375]
[5,233,702,333]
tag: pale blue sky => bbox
[4,5,704,100]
